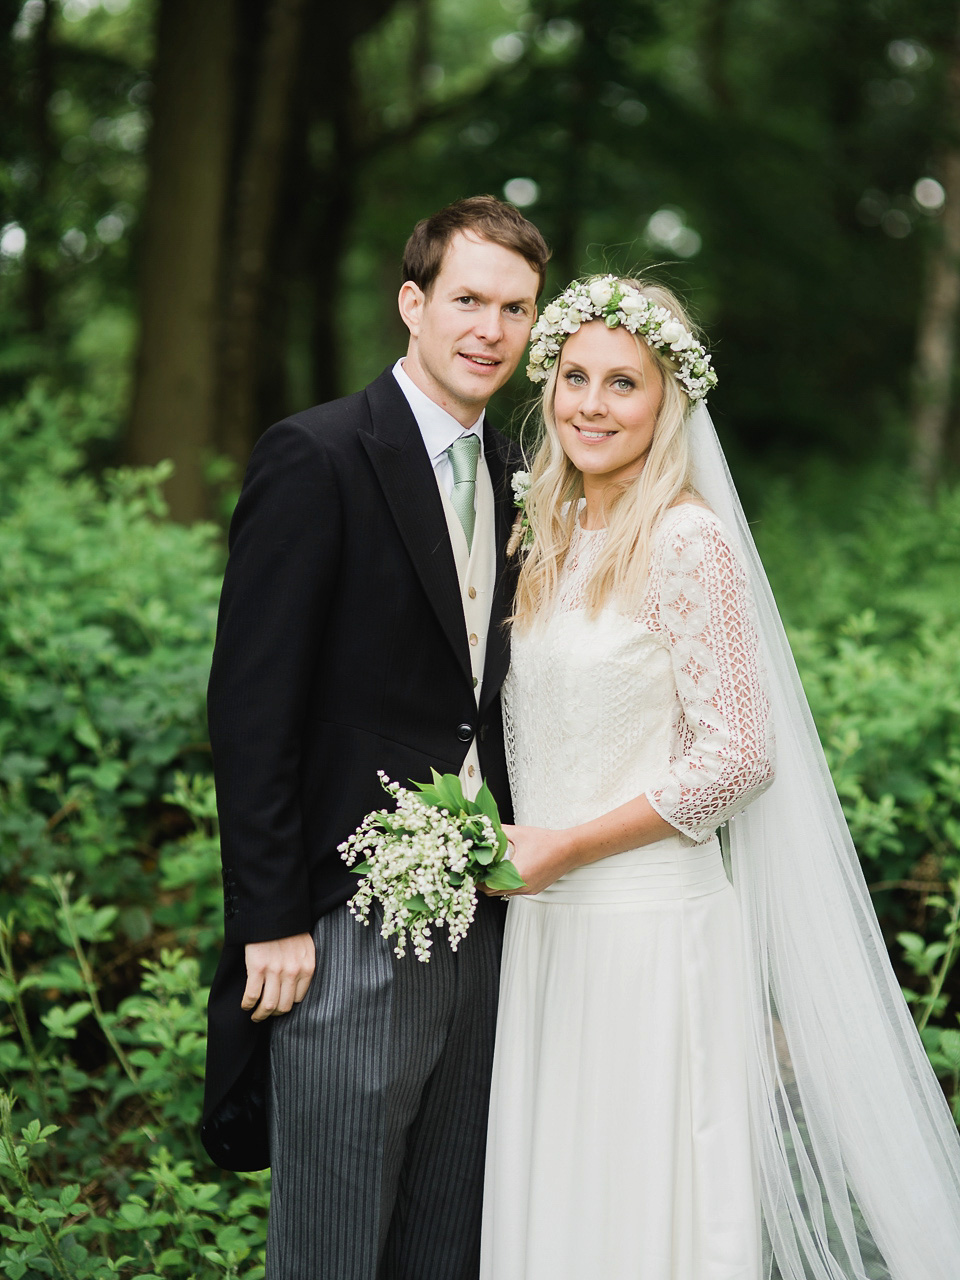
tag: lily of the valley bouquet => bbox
[339,770,525,962]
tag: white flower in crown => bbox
[660,319,691,351]
[525,274,718,402]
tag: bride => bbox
[479,276,960,1280]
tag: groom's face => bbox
[399,231,539,425]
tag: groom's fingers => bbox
[243,934,316,1020]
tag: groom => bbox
[201,195,549,1278]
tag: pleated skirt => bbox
[480,835,760,1280]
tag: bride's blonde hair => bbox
[512,278,701,629]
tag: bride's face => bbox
[553,322,663,489]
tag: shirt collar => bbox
[392,358,485,466]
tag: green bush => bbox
[0,385,268,1277]
[756,467,960,1115]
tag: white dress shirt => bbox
[392,358,484,502]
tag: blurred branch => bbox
[357,61,529,163]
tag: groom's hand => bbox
[242,933,316,1022]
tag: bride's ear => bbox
[398,281,425,337]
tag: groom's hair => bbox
[403,195,550,298]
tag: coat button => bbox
[457,723,473,742]
[469,633,478,646]
[468,586,477,599]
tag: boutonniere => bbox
[506,470,534,558]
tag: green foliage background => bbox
[3,0,960,1275]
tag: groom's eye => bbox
[455,295,477,305]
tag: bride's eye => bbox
[563,371,586,386]
[613,377,635,391]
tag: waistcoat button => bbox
[456,723,473,742]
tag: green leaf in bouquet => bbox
[474,779,503,828]
[412,783,445,808]
[410,770,468,814]
[404,893,429,914]
[481,860,526,892]
[471,846,495,866]
[352,861,371,876]
[433,770,467,813]
[448,871,465,886]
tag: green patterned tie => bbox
[447,433,482,550]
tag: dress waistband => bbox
[530,835,729,905]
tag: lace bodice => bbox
[503,504,774,843]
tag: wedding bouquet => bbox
[339,770,525,962]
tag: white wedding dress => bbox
[480,503,776,1280]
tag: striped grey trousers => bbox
[266,895,504,1280]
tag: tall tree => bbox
[126,0,237,523]
[215,0,308,469]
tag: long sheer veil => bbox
[687,402,960,1278]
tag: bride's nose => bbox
[580,384,607,417]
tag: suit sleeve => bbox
[207,418,341,945]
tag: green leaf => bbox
[480,860,526,892]
[473,779,502,828]
[433,771,466,813]
[470,847,494,867]
[352,861,371,876]
[404,893,429,914]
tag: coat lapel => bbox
[479,429,520,712]
[359,369,471,680]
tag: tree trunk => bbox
[23,0,53,334]
[126,0,236,523]
[910,7,960,492]
[215,0,307,468]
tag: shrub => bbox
[0,386,267,1276]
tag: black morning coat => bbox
[201,366,519,1171]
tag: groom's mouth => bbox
[459,352,502,372]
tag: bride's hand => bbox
[485,823,576,897]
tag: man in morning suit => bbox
[201,195,550,1279]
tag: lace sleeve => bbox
[646,508,775,843]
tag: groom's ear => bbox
[398,281,425,338]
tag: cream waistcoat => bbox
[435,453,496,801]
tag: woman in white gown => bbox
[480,276,960,1280]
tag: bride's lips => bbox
[573,424,617,441]
[459,352,502,372]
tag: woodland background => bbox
[2,0,960,1276]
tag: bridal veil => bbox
[688,402,960,1278]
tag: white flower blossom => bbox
[588,278,614,307]
[511,469,531,500]
[659,319,691,350]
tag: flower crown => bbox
[526,275,717,402]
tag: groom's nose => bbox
[472,304,504,343]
